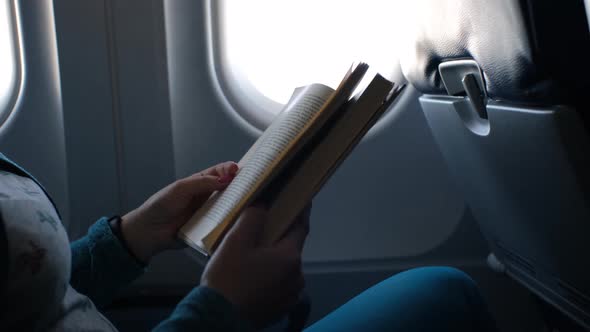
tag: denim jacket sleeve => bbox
[70,217,146,307]
[70,219,255,331]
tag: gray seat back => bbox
[401,0,590,328]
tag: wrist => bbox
[118,211,155,264]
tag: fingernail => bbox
[218,175,233,183]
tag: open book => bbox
[179,63,405,256]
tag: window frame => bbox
[206,0,281,133]
[205,0,408,137]
[0,0,22,129]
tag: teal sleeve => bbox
[70,217,146,307]
[153,286,255,332]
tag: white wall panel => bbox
[0,0,70,225]
[53,0,121,237]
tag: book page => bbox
[261,77,400,244]
[237,85,311,167]
[179,84,334,248]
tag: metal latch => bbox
[439,60,488,119]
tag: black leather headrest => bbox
[400,0,590,108]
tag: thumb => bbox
[222,206,268,249]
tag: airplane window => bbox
[0,1,20,127]
[214,0,408,129]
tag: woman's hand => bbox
[201,205,311,329]
[120,161,239,263]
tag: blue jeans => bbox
[304,267,497,332]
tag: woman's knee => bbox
[399,266,479,295]
[387,266,484,310]
[305,266,496,332]
[384,266,496,331]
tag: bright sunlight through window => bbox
[220,0,409,108]
[0,1,19,126]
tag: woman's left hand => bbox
[120,161,238,263]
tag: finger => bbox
[276,220,309,254]
[293,272,305,297]
[216,162,238,177]
[276,208,311,252]
[287,290,310,331]
[215,163,227,177]
[222,206,268,249]
[217,162,239,183]
[224,162,239,176]
[302,202,312,215]
[177,174,228,200]
[191,161,238,178]
[179,163,238,213]
[298,204,311,232]
[283,273,306,309]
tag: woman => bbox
[0,152,497,331]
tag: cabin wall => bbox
[0,1,547,330]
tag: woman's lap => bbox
[304,266,497,332]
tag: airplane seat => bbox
[400,0,590,329]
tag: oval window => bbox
[211,0,408,130]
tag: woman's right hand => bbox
[201,206,310,329]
